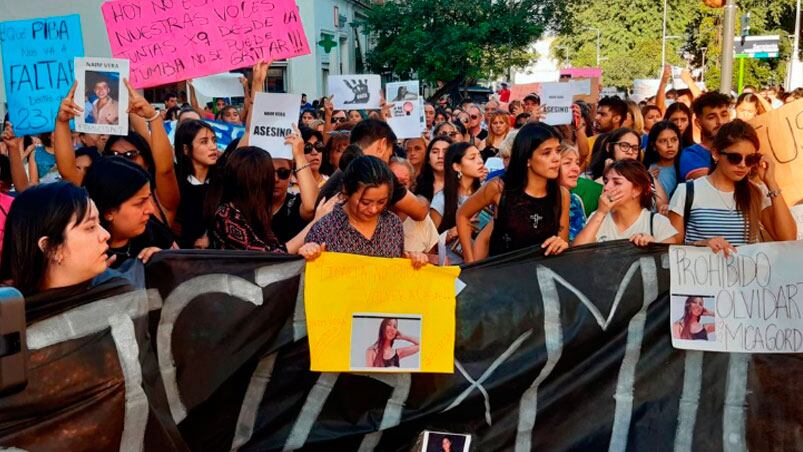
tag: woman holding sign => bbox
[668,119,797,255]
[673,297,715,340]
[365,318,419,368]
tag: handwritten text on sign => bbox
[0,15,84,136]
[101,0,310,89]
[669,242,803,353]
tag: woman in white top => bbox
[574,159,677,246]
[668,119,796,256]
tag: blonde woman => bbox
[481,110,511,159]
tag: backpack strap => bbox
[650,211,655,237]
[683,180,695,230]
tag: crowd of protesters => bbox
[0,59,798,298]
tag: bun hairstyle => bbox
[342,156,394,198]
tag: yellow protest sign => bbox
[304,252,461,373]
[749,99,803,206]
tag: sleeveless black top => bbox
[489,187,560,257]
[383,351,400,367]
[691,328,708,340]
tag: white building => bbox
[0,0,375,114]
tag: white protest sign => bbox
[249,92,300,160]
[74,57,129,136]
[631,79,661,103]
[669,242,803,353]
[386,80,424,139]
[328,74,381,110]
[191,73,245,98]
[540,82,574,125]
[569,79,591,96]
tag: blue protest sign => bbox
[164,119,245,151]
[0,14,84,136]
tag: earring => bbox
[56,256,64,265]
[457,171,463,180]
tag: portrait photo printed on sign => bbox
[74,57,129,136]
[421,431,471,452]
[350,313,421,372]
[671,294,716,348]
[328,74,381,110]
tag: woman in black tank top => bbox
[457,123,570,262]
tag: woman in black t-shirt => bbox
[83,157,175,268]
[174,120,220,248]
[456,123,570,262]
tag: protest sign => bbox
[509,82,540,102]
[631,79,661,103]
[748,99,803,206]
[249,92,299,159]
[74,57,129,136]
[305,252,460,373]
[0,15,84,136]
[421,431,471,452]
[386,80,424,139]
[669,242,803,353]
[328,74,381,110]
[165,118,245,151]
[540,82,575,125]
[191,73,245,98]
[101,0,310,89]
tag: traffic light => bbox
[741,12,751,37]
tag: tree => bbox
[551,0,797,91]
[359,0,560,101]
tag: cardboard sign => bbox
[540,82,574,125]
[305,252,460,373]
[509,83,541,102]
[748,99,803,206]
[74,57,130,136]
[669,242,803,353]
[328,74,381,110]
[249,92,299,159]
[101,0,310,88]
[191,73,245,98]
[386,80,424,139]
[0,15,84,136]
[510,79,599,106]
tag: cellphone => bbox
[0,288,27,396]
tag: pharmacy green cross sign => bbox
[318,34,337,53]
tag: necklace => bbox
[110,241,132,259]
[707,177,736,211]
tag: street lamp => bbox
[556,45,571,66]
[586,27,602,67]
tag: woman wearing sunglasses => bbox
[271,127,321,245]
[432,121,466,144]
[669,119,796,255]
[288,127,328,194]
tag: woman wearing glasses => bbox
[288,127,328,193]
[271,128,321,245]
[432,121,466,144]
[669,120,796,255]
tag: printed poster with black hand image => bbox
[328,74,381,110]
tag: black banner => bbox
[0,242,800,451]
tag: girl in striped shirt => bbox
[668,120,796,255]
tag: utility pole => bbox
[787,0,802,89]
[661,0,668,68]
[720,0,738,94]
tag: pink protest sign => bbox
[559,67,603,79]
[102,0,310,88]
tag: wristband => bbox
[767,189,782,199]
[294,162,311,174]
[144,110,161,123]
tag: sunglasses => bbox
[470,114,480,120]
[110,149,141,160]
[720,151,762,166]
[304,142,325,154]
[333,116,347,123]
[276,168,292,180]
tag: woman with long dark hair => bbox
[588,127,642,181]
[673,297,715,340]
[456,123,570,262]
[0,182,113,296]
[414,136,452,202]
[664,102,695,149]
[573,160,677,245]
[669,119,797,255]
[365,318,420,368]
[83,157,176,268]
[643,120,683,198]
[173,120,220,248]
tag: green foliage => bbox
[359,0,558,86]
[552,0,797,90]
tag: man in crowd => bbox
[317,119,429,221]
[484,99,499,124]
[593,96,627,135]
[523,93,540,115]
[680,91,733,181]
[164,92,178,111]
[498,82,511,102]
[467,105,487,142]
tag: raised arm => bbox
[187,80,205,118]
[286,124,319,220]
[125,79,180,226]
[52,81,84,185]
[2,124,31,192]
[322,95,334,142]
[656,65,671,115]
[239,76,251,122]
[456,178,502,263]
[395,333,420,359]
[758,156,797,241]
[393,190,429,221]
[238,60,271,149]
[679,69,703,99]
